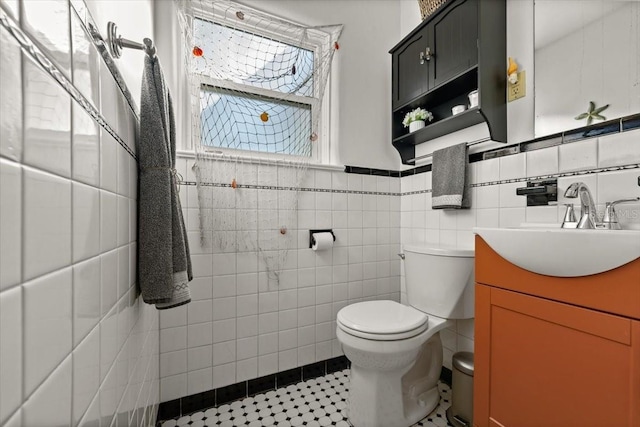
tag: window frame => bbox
[189,5,332,164]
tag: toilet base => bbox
[344,334,444,427]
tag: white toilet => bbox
[336,245,475,427]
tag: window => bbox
[192,13,328,161]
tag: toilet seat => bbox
[337,300,429,341]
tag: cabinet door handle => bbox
[425,47,433,61]
[419,48,434,64]
[419,47,434,64]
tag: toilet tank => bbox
[403,245,475,319]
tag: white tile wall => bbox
[21,0,71,76]
[401,128,640,369]
[163,162,401,398]
[0,159,21,290]
[559,138,598,172]
[598,131,640,168]
[0,9,159,426]
[23,58,72,178]
[0,24,22,162]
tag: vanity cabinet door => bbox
[428,0,478,88]
[392,28,430,108]
[474,285,640,427]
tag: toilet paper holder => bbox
[309,229,336,248]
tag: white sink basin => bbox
[473,227,640,277]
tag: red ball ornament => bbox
[192,46,203,57]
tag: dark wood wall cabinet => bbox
[389,0,507,164]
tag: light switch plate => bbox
[508,70,526,102]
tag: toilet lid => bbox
[337,301,428,335]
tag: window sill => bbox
[176,149,344,172]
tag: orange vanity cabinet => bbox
[473,236,640,427]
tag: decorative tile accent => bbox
[158,369,454,427]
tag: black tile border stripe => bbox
[156,356,454,424]
[345,112,640,179]
[156,356,351,423]
[0,4,137,161]
[440,366,452,387]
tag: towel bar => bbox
[407,136,492,164]
[107,21,156,59]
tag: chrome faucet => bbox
[564,182,599,229]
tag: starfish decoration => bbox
[575,101,609,125]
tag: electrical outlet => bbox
[508,70,526,102]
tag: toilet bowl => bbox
[336,245,475,427]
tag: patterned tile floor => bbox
[159,369,454,427]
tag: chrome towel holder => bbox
[106,21,156,59]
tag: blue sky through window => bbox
[200,86,312,156]
[194,18,315,156]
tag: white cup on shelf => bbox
[452,104,466,115]
[468,90,478,108]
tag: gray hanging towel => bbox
[431,142,471,209]
[138,55,192,309]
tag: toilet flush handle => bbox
[398,253,405,260]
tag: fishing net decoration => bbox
[175,0,342,284]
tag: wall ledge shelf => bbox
[393,107,484,146]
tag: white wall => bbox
[535,2,640,137]
[85,0,154,105]
[400,0,421,38]
[232,0,402,170]
[0,1,159,426]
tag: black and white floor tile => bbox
[159,369,454,427]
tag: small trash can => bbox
[446,351,474,427]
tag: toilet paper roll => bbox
[312,232,334,251]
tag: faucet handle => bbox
[602,197,640,229]
[561,204,578,228]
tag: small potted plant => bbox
[403,107,433,133]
